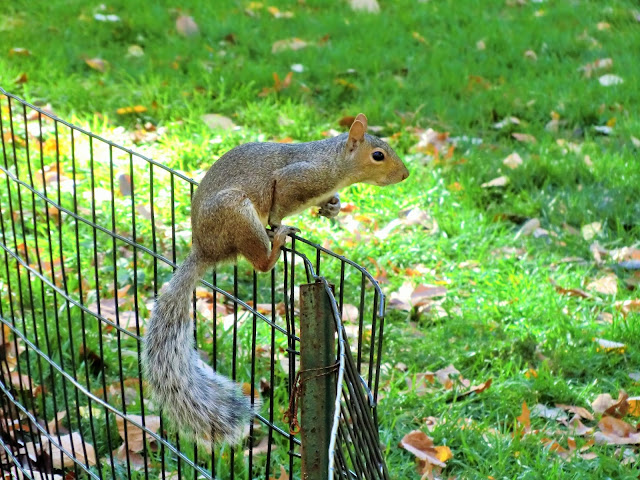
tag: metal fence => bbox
[0,87,389,479]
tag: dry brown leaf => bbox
[14,72,28,84]
[202,113,235,130]
[591,391,629,417]
[595,416,640,445]
[116,415,161,452]
[176,15,199,37]
[435,365,459,390]
[568,417,595,436]
[43,432,97,468]
[113,443,148,470]
[47,410,68,435]
[579,58,613,78]
[406,372,436,396]
[550,279,593,299]
[411,285,447,307]
[503,152,523,169]
[399,430,450,469]
[349,0,380,13]
[85,57,109,72]
[515,218,540,239]
[481,175,509,188]
[516,401,531,433]
[512,133,537,143]
[586,274,618,295]
[458,378,492,398]
[556,404,594,421]
[269,465,290,480]
[531,404,568,422]
[271,38,308,53]
[615,299,640,317]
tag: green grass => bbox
[2,0,640,478]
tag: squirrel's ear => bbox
[354,113,368,130]
[347,119,366,153]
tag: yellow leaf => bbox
[434,445,453,462]
[85,57,108,72]
[627,397,640,417]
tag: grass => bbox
[2,0,640,478]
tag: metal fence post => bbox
[299,280,336,480]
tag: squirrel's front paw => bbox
[268,225,300,241]
[318,194,340,219]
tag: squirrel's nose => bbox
[402,168,410,181]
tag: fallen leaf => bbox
[399,430,450,469]
[598,74,623,86]
[550,279,593,299]
[269,465,290,480]
[512,133,537,143]
[503,152,523,169]
[202,113,235,130]
[579,58,613,78]
[493,116,520,129]
[481,175,509,188]
[615,299,640,316]
[127,45,144,57]
[267,6,294,18]
[349,0,380,13]
[586,274,618,295]
[9,47,30,56]
[435,365,459,390]
[595,338,626,355]
[592,391,629,417]
[43,432,97,468]
[411,285,447,307]
[271,38,308,53]
[116,415,161,452]
[569,417,595,436]
[516,401,531,433]
[581,222,602,241]
[595,416,640,445]
[531,404,568,422]
[116,105,147,115]
[556,404,594,421]
[13,72,28,84]
[85,57,109,72]
[458,378,492,398]
[515,218,540,239]
[628,397,640,417]
[176,15,199,37]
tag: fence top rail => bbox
[0,86,386,319]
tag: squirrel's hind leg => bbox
[232,198,294,272]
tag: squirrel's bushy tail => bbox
[142,252,254,447]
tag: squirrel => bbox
[142,113,409,448]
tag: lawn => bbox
[2,0,640,479]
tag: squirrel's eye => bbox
[372,151,385,161]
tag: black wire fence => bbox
[0,87,389,480]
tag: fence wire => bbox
[0,86,390,480]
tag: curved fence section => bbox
[0,87,389,479]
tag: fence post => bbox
[299,280,336,480]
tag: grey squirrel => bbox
[142,114,409,448]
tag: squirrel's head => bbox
[345,113,410,186]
